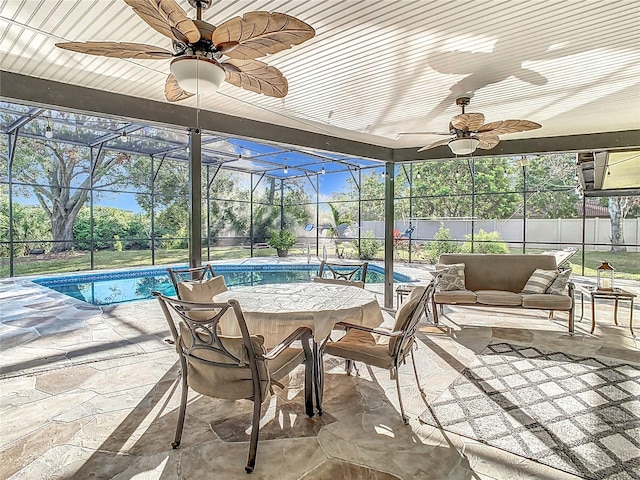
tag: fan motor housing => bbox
[188,0,213,9]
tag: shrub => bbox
[425,223,461,263]
[359,232,382,260]
[267,229,296,250]
[462,229,509,254]
[113,234,123,252]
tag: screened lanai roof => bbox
[2,0,639,163]
[0,101,382,179]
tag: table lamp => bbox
[596,261,615,291]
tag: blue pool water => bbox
[34,264,411,306]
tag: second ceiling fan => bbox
[401,97,542,155]
[56,0,315,102]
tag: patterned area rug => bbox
[419,343,640,480]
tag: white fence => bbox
[360,218,640,253]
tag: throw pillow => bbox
[521,268,557,294]
[435,263,466,291]
[546,269,571,295]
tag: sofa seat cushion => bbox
[433,290,477,304]
[522,294,572,310]
[475,290,523,306]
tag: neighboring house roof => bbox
[576,199,610,218]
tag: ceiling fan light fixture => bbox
[170,56,225,95]
[448,137,479,156]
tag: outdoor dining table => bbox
[213,282,384,413]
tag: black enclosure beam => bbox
[394,130,640,162]
[1,71,392,163]
[189,129,202,268]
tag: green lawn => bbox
[1,247,284,277]
[566,250,639,279]
[2,245,637,280]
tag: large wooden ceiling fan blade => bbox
[193,19,217,42]
[165,74,194,102]
[213,12,315,60]
[220,59,288,97]
[55,41,173,59]
[478,119,542,135]
[125,0,200,43]
[451,113,485,131]
[476,134,500,150]
[417,138,451,152]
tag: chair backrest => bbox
[153,292,269,401]
[389,284,433,357]
[167,264,216,299]
[318,260,368,285]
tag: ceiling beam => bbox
[3,71,638,164]
[0,70,392,162]
[394,130,640,162]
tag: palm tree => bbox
[324,203,352,257]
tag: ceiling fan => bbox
[56,0,315,102]
[400,97,542,155]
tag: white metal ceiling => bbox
[1,0,639,150]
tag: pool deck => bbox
[1,257,639,479]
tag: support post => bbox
[188,128,202,268]
[384,162,394,308]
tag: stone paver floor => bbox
[1,260,638,479]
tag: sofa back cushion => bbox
[438,254,557,293]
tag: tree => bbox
[11,138,129,252]
[520,154,580,218]
[409,158,518,219]
[73,206,149,250]
[126,157,250,246]
[608,196,639,252]
[0,198,51,256]
[323,203,353,256]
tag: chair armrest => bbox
[264,326,312,359]
[334,322,402,337]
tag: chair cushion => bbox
[435,263,466,291]
[312,276,365,288]
[177,275,228,301]
[522,294,572,310]
[475,290,523,306]
[433,290,477,304]
[521,269,557,294]
[324,329,393,369]
[546,269,571,295]
[178,276,229,321]
[392,285,426,331]
[180,324,270,401]
[268,347,305,382]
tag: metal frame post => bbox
[188,128,202,268]
[384,162,394,308]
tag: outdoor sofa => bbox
[432,253,575,333]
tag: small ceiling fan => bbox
[56,0,315,102]
[400,97,542,155]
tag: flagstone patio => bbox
[1,261,638,479]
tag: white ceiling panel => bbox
[0,0,639,151]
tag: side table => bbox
[396,283,433,321]
[577,285,636,336]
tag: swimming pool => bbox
[33,264,411,306]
